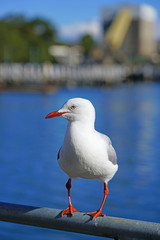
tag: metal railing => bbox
[0,202,159,240]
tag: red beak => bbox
[45,110,67,119]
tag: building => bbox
[102,4,157,59]
[48,45,82,66]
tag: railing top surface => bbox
[0,202,159,240]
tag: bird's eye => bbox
[70,105,76,110]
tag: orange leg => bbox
[61,178,79,216]
[86,183,109,219]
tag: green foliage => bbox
[0,15,56,62]
[79,34,95,57]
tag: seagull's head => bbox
[45,98,95,124]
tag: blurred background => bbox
[0,0,160,240]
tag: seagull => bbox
[45,98,118,219]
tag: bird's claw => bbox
[61,206,79,216]
[86,210,105,219]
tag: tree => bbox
[0,15,57,62]
[79,34,95,57]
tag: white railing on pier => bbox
[0,63,129,84]
[0,63,160,86]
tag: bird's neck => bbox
[68,119,95,132]
[64,120,95,148]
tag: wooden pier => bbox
[0,63,160,89]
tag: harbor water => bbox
[0,82,160,240]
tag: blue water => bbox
[0,82,160,240]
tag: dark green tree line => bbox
[0,15,56,62]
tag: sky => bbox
[1,0,160,41]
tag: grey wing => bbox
[108,143,117,165]
[97,131,117,165]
